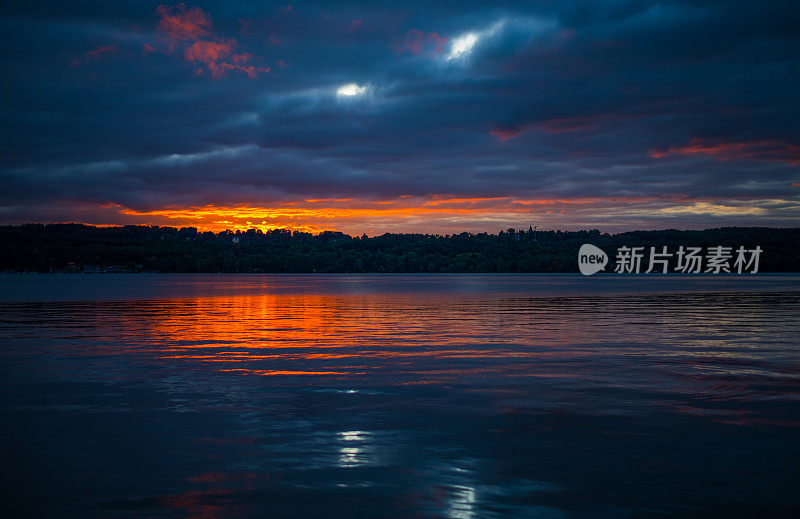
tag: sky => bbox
[1,0,799,235]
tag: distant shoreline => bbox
[2,224,798,274]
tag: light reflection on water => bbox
[1,275,799,517]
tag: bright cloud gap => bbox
[447,32,479,60]
[337,83,367,97]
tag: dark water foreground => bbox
[1,274,799,518]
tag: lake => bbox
[1,274,799,517]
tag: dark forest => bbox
[2,224,797,273]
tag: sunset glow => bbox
[59,194,795,234]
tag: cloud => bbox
[85,44,117,61]
[184,40,268,78]
[71,44,117,66]
[394,29,447,57]
[656,202,767,216]
[154,3,269,78]
[447,32,479,60]
[2,1,800,234]
[156,3,212,46]
[336,83,367,97]
[489,126,522,141]
[650,138,800,165]
[444,16,560,63]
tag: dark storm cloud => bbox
[1,0,799,230]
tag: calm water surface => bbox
[1,274,799,518]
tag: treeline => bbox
[1,224,798,273]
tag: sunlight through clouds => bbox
[447,32,479,60]
[337,83,368,97]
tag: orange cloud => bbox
[494,113,647,140]
[394,29,447,56]
[185,40,231,63]
[156,3,211,45]
[184,40,269,78]
[650,138,800,165]
[72,44,117,66]
[490,126,523,141]
[154,4,269,78]
[86,44,117,61]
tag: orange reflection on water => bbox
[218,369,351,376]
[100,290,795,385]
[110,292,603,382]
